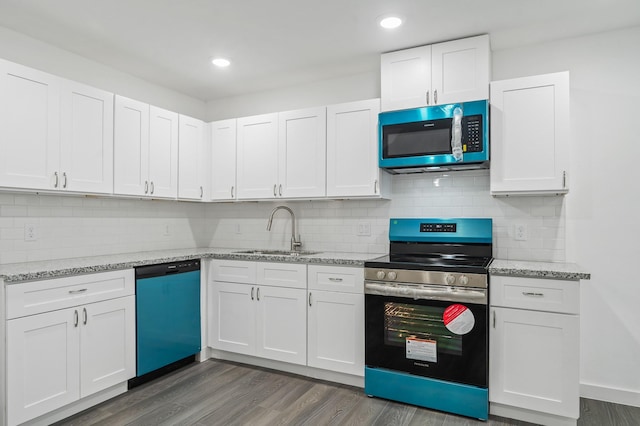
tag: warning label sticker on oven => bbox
[443,304,475,335]
[406,337,437,363]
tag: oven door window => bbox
[382,119,452,158]
[365,294,487,388]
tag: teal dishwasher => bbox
[130,260,201,387]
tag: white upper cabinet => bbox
[178,114,207,200]
[490,71,570,196]
[236,113,279,199]
[114,97,178,198]
[210,119,237,201]
[148,106,179,198]
[0,59,113,194]
[381,35,490,111]
[278,106,326,198]
[114,96,150,196]
[327,98,385,198]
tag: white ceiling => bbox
[0,0,639,102]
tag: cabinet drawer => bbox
[6,269,134,319]
[308,265,363,293]
[257,262,306,289]
[210,260,257,284]
[490,275,579,314]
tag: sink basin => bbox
[234,249,320,257]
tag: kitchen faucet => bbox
[266,206,302,252]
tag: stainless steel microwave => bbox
[378,100,489,174]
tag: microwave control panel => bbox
[462,115,483,153]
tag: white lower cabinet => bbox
[208,260,307,365]
[489,275,580,425]
[5,270,135,426]
[307,265,364,376]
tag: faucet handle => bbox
[291,236,302,251]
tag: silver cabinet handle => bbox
[68,288,87,294]
[309,292,312,307]
[434,89,438,104]
[200,186,203,198]
[522,292,544,297]
[231,186,234,198]
[328,277,343,282]
[150,181,154,195]
[279,184,282,196]
[426,91,430,105]
[83,307,87,325]
[374,179,378,194]
[251,287,254,300]
[63,172,67,189]
[144,181,149,194]
[563,171,567,188]
[492,310,496,328]
[54,171,59,188]
[74,310,79,327]
[273,184,277,197]
[257,287,260,301]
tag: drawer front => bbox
[490,275,579,314]
[6,269,135,319]
[256,262,306,289]
[210,260,257,284]
[308,265,364,294]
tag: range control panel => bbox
[420,223,457,233]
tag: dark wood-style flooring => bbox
[54,359,640,426]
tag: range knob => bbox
[459,275,469,286]
[445,274,456,285]
[387,271,397,280]
[376,270,386,280]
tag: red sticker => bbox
[443,304,475,335]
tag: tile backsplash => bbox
[0,170,565,265]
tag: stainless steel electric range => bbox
[364,217,493,420]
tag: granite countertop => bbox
[0,248,384,283]
[489,258,590,281]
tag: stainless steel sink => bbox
[233,249,320,257]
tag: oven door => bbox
[365,284,487,388]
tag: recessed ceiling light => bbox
[211,58,230,68]
[379,16,403,29]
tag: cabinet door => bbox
[307,290,364,376]
[178,114,206,200]
[114,95,150,196]
[149,106,179,198]
[278,107,326,198]
[208,281,256,355]
[431,35,490,105]
[236,113,278,199]
[7,309,80,426]
[59,79,114,194]
[489,307,579,418]
[490,72,570,195]
[80,296,136,397]
[210,119,237,200]
[380,45,431,111]
[327,99,381,197]
[0,59,60,190]
[255,286,307,365]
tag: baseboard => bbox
[207,349,364,388]
[581,382,640,408]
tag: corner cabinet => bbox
[0,59,114,194]
[210,119,238,201]
[178,115,207,201]
[381,34,490,111]
[490,72,570,196]
[5,270,135,426]
[489,275,580,426]
[327,98,388,198]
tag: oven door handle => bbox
[364,281,487,305]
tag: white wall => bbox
[0,25,206,119]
